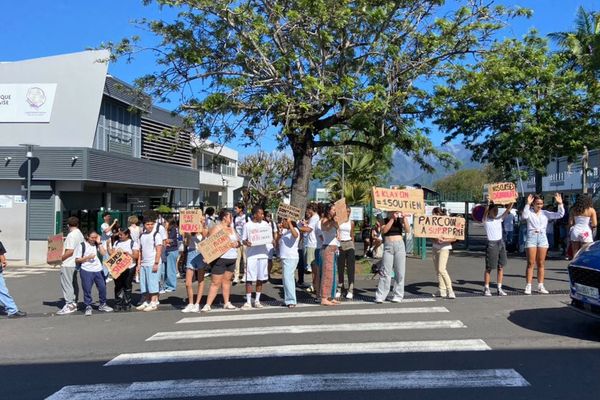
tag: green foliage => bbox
[154,204,173,213]
[433,166,503,197]
[239,151,293,209]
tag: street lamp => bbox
[333,145,354,198]
[19,144,35,266]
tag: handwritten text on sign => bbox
[489,182,518,204]
[334,198,349,224]
[104,251,133,279]
[199,229,232,264]
[277,203,302,221]
[414,215,466,240]
[47,234,63,265]
[179,209,203,233]
[372,187,425,213]
[248,224,274,246]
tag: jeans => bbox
[60,266,79,305]
[337,246,355,289]
[281,258,298,305]
[165,250,179,291]
[375,240,406,301]
[80,269,107,307]
[432,248,452,294]
[0,272,19,314]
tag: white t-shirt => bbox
[303,214,320,248]
[279,227,300,259]
[242,220,271,259]
[484,217,503,241]
[152,223,167,242]
[265,220,277,252]
[114,239,140,269]
[100,222,112,244]
[62,228,84,268]
[338,221,353,241]
[74,241,103,273]
[234,213,247,238]
[139,231,163,267]
[129,225,141,245]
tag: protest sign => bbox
[277,203,302,221]
[372,187,425,214]
[179,209,203,233]
[334,198,349,224]
[199,229,232,264]
[103,250,133,279]
[247,224,274,246]
[414,215,466,240]
[46,234,63,265]
[489,182,518,204]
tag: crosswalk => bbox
[2,266,57,279]
[47,300,531,399]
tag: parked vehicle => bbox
[568,241,600,318]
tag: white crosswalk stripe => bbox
[46,369,530,399]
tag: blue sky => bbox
[1,0,598,155]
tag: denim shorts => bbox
[525,231,549,249]
[186,250,206,270]
[140,265,160,294]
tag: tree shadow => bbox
[508,306,600,342]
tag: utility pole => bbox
[582,146,589,194]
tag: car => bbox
[568,241,600,318]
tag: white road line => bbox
[148,320,466,341]
[47,369,528,399]
[106,339,490,366]
[177,306,449,324]
[3,274,26,278]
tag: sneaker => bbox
[537,284,549,294]
[98,303,113,313]
[232,278,239,285]
[391,296,403,303]
[134,275,140,284]
[165,288,176,293]
[7,310,27,319]
[254,301,264,309]
[335,290,342,299]
[143,302,158,312]
[181,304,196,313]
[447,291,456,299]
[159,289,166,294]
[191,304,200,313]
[241,302,253,310]
[201,304,212,312]
[346,292,354,300]
[105,277,113,284]
[306,265,312,273]
[240,277,246,283]
[483,287,492,297]
[374,299,384,304]
[498,288,508,296]
[524,284,532,295]
[136,301,150,311]
[223,302,237,310]
[57,303,77,315]
[306,285,315,293]
[435,290,447,298]
[84,306,92,316]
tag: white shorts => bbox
[246,258,268,282]
[570,225,594,243]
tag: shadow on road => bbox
[508,306,600,342]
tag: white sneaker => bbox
[136,301,149,311]
[57,303,77,315]
[524,284,532,295]
[201,304,211,312]
[346,292,353,300]
[84,306,92,316]
[483,287,492,297]
[240,277,246,283]
[134,274,140,283]
[223,302,237,310]
[306,265,312,273]
[98,303,113,312]
[497,288,507,296]
[447,291,456,299]
[181,304,196,313]
[159,289,166,294]
[192,304,200,313]
[335,290,342,299]
[232,278,239,285]
[143,302,158,312]
[435,290,447,298]
[391,296,403,303]
[537,284,549,294]
[105,277,113,284]
[254,301,264,309]
[241,302,253,310]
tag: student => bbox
[264,211,278,282]
[57,217,85,315]
[233,203,248,284]
[319,204,340,306]
[163,217,179,293]
[136,212,164,312]
[100,212,117,282]
[205,207,217,230]
[128,215,142,283]
[182,229,208,313]
[277,218,300,308]
[299,204,320,288]
[108,229,140,311]
[569,194,597,255]
[431,207,456,299]
[74,232,113,316]
[242,206,272,309]
[0,239,26,318]
[336,206,356,299]
[482,202,513,296]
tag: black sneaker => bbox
[7,310,27,319]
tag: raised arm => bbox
[543,193,565,220]
[500,203,514,220]
[522,194,534,220]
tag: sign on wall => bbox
[372,187,425,213]
[0,84,57,123]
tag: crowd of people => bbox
[0,192,597,318]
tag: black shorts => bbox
[210,258,236,275]
[486,240,507,270]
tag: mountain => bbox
[388,143,481,188]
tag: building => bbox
[0,50,243,261]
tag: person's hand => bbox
[554,193,563,205]
[527,194,534,205]
[152,263,159,273]
[1,260,7,268]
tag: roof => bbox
[103,75,150,111]
[144,105,186,128]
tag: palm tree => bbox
[325,151,386,205]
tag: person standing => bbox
[136,213,164,312]
[336,207,356,299]
[242,206,272,309]
[503,209,516,252]
[0,240,26,318]
[299,205,320,289]
[163,217,179,293]
[569,194,597,257]
[374,211,410,304]
[57,217,85,315]
[108,229,139,311]
[523,193,565,295]
[233,203,248,284]
[431,207,456,299]
[482,203,513,296]
[181,231,207,313]
[128,215,142,283]
[100,212,117,282]
[319,204,340,306]
[74,232,113,316]
[277,218,300,308]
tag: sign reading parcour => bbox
[414,215,466,240]
[0,83,57,123]
[372,187,425,213]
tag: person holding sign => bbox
[74,232,113,316]
[431,208,456,299]
[241,206,273,309]
[482,202,513,297]
[277,218,300,308]
[523,194,564,295]
[374,211,411,304]
[107,229,140,311]
[202,209,240,312]
[319,204,340,306]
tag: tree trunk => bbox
[289,134,314,212]
[535,170,543,195]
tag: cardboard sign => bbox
[372,187,425,213]
[179,209,203,233]
[247,224,273,246]
[103,250,133,279]
[414,215,466,240]
[47,234,63,265]
[489,182,518,204]
[199,229,232,264]
[277,203,302,221]
[334,198,349,224]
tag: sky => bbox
[1,0,599,156]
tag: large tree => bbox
[239,151,293,209]
[433,33,599,193]
[109,0,528,210]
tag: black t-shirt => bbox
[383,217,404,237]
[0,241,6,256]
